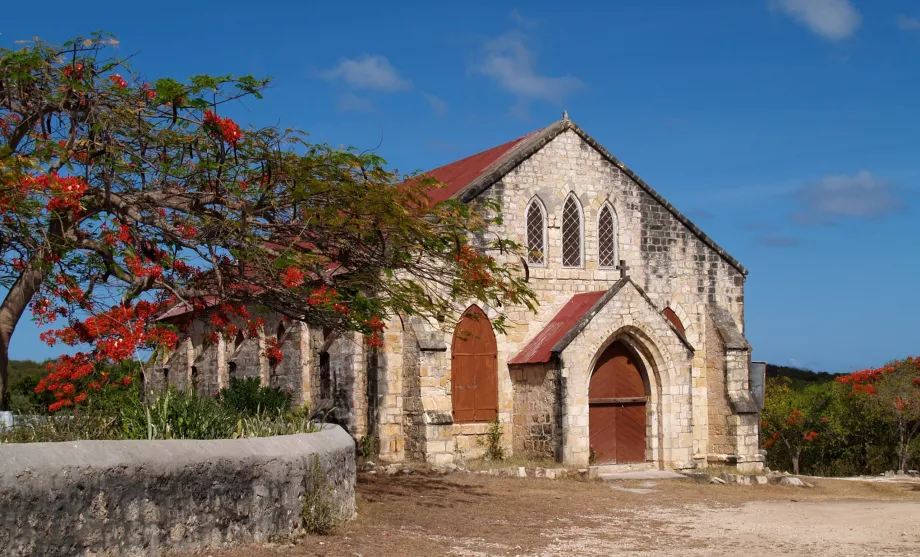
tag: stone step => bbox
[589,463,655,476]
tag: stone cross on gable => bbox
[617,259,630,279]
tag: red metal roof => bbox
[423,130,540,204]
[508,290,607,365]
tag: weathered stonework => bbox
[0,426,356,556]
[150,119,761,472]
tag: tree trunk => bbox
[898,424,908,474]
[792,451,801,475]
[0,266,46,410]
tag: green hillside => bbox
[7,359,51,384]
[765,363,836,389]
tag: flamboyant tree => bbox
[0,34,536,410]
[837,357,920,473]
[761,377,831,475]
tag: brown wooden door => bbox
[451,306,498,423]
[589,342,647,464]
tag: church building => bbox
[149,117,763,472]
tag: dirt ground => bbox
[199,471,920,557]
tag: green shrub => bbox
[236,407,318,438]
[218,377,292,415]
[121,388,236,440]
[1,413,122,443]
[480,417,506,461]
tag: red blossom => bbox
[203,110,243,145]
[109,74,127,89]
[281,266,305,288]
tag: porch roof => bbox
[508,290,607,365]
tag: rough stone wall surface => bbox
[510,362,558,459]
[273,323,310,407]
[325,332,366,437]
[704,312,734,455]
[0,426,355,557]
[466,128,747,464]
[377,318,406,462]
[400,325,426,462]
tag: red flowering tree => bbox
[0,34,536,411]
[761,377,832,474]
[837,357,920,473]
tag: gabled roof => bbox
[509,277,694,365]
[422,118,747,275]
[508,290,606,365]
[423,130,541,204]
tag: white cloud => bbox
[423,93,448,116]
[897,15,920,31]
[477,32,583,106]
[770,0,861,41]
[337,92,375,113]
[795,171,904,218]
[321,55,410,92]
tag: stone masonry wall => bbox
[0,426,355,557]
[705,312,734,455]
[510,362,558,459]
[469,128,747,463]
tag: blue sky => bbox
[3,0,918,372]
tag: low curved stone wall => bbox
[0,425,355,556]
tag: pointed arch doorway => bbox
[589,341,648,464]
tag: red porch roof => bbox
[508,290,606,365]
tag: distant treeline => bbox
[766,363,836,389]
[7,360,50,384]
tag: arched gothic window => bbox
[561,194,583,267]
[598,202,618,268]
[525,198,547,266]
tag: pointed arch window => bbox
[598,202,618,268]
[525,198,547,266]
[561,194,583,267]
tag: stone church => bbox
[149,117,764,472]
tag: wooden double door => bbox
[588,342,648,464]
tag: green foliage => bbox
[358,434,377,458]
[218,377,292,416]
[302,455,339,535]
[121,389,236,440]
[762,376,902,475]
[0,413,122,443]
[7,360,50,384]
[236,407,319,438]
[480,417,506,461]
[3,385,316,443]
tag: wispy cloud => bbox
[770,0,861,41]
[423,93,448,116]
[756,235,801,248]
[794,171,905,221]
[476,31,583,115]
[337,92,375,113]
[897,14,920,31]
[509,8,536,28]
[321,55,411,92]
